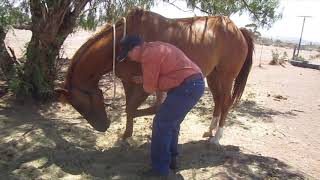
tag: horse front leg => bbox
[122,82,149,139]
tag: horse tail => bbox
[232,28,254,105]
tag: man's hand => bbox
[156,91,166,104]
[132,76,143,84]
[155,91,166,111]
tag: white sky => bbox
[151,0,320,43]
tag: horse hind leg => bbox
[209,77,233,145]
[203,70,222,138]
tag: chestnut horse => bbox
[56,9,253,145]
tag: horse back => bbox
[168,16,248,76]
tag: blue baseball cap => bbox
[117,35,144,62]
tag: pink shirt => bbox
[136,42,202,93]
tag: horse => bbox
[55,8,254,145]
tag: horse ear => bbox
[54,88,70,104]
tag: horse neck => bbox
[66,23,125,90]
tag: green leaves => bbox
[78,0,155,30]
[181,0,281,28]
[0,0,30,31]
[0,0,281,31]
[243,0,282,28]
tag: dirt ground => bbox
[0,30,320,179]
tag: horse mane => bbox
[127,7,146,17]
[64,24,112,89]
[64,15,133,89]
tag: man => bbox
[117,35,205,177]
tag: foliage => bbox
[8,63,32,98]
[294,55,306,61]
[78,0,282,30]
[310,53,320,60]
[0,0,283,43]
[0,0,30,31]
[173,0,282,28]
[0,1,30,85]
[79,0,155,30]
[270,49,288,65]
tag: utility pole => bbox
[295,16,311,59]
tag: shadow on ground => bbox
[0,101,307,180]
[192,88,300,130]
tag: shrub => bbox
[294,55,306,61]
[269,50,288,65]
[310,54,320,60]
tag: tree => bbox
[0,0,29,81]
[8,0,154,101]
[1,0,281,102]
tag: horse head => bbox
[55,85,110,132]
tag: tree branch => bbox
[7,46,22,65]
[80,0,100,16]
[165,1,193,13]
[30,0,47,19]
[166,0,213,15]
[72,0,91,18]
[12,23,32,30]
[193,5,212,15]
[56,0,90,42]
[29,0,48,30]
[240,0,261,22]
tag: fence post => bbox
[292,45,297,60]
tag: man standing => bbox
[117,35,205,177]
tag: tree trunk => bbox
[21,22,73,100]
[22,36,60,100]
[16,0,89,101]
[0,27,14,81]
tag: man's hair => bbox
[120,35,144,51]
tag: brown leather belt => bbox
[183,73,203,83]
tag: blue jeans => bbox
[151,77,205,175]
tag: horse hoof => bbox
[114,138,130,148]
[209,137,220,145]
[202,131,212,138]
